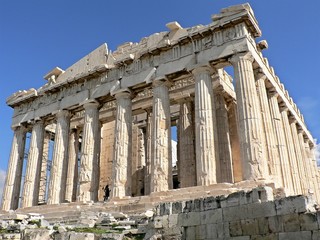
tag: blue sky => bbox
[0,1,319,197]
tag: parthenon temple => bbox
[2,3,319,212]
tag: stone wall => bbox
[146,187,320,239]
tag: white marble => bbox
[111,92,132,198]
[2,127,26,210]
[79,101,101,202]
[193,66,217,185]
[150,79,172,192]
[47,110,70,205]
[21,121,45,208]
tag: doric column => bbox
[150,79,172,192]
[255,72,281,186]
[228,101,242,182]
[131,127,146,196]
[78,101,101,202]
[178,99,196,187]
[280,107,301,195]
[47,110,70,205]
[297,128,312,193]
[289,117,307,195]
[230,52,268,180]
[38,131,50,204]
[215,93,233,183]
[144,109,152,195]
[2,126,27,211]
[305,140,320,201]
[65,128,79,202]
[192,66,217,186]
[22,120,45,208]
[110,91,132,198]
[268,91,293,194]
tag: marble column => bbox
[2,126,27,211]
[192,66,218,186]
[47,110,70,205]
[228,101,242,182]
[138,128,146,195]
[79,101,101,202]
[65,129,79,202]
[110,92,132,198]
[38,132,50,203]
[215,94,233,183]
[230,52,268,180]
[268,91,293,194]
[289,117,306,195]
[255,73,281,185]
[297,128,312,193]
[280,107,301,194]
[22,120,45,208]
[178,99,196,188]
[150,79,172,192]
[305,140,320,201]
[144,109,152,195]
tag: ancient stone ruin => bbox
[1,3,320,240]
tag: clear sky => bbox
[0,0,319,199]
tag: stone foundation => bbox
[2,187,320,239]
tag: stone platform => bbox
[1,181,271,224]
[1,185,320,239]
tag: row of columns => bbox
[2,51,319,211]
[2,100,102,210]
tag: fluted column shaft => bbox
[144,110,152,195]
[289,118,307,194]
[297,129,312,193]
[193,66,217,185]
[133,128,145,196]
[79,101,101,202]
[268,93,293,194]
[111,92,132,198]
[305,141,320,201]
[47,110,70,205]
[2,126,26,211]
[228,101,242,182]
[230,53,268,180]
[22,121,45,208]
[256,75,281,185]
[216,94,233,183]
[178,100,196,187]
[38,132,50,203]
[280,108,301,194]
[150,79,172,192]
[65,129,79,202]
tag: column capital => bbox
[54,109,70,119]
[288,115,297,124]
[152,77,172,88]
[279,102,288,113]
[254,68,267,81]
[82,100,99,110]
[268,88,279,98]
[297,125,304,134]
[114,89,132,100]
[189,64,215,76]
[11,125,28,133]
[229,52,254,65]
[306,139,315,148]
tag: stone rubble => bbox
[0,187,320,239]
